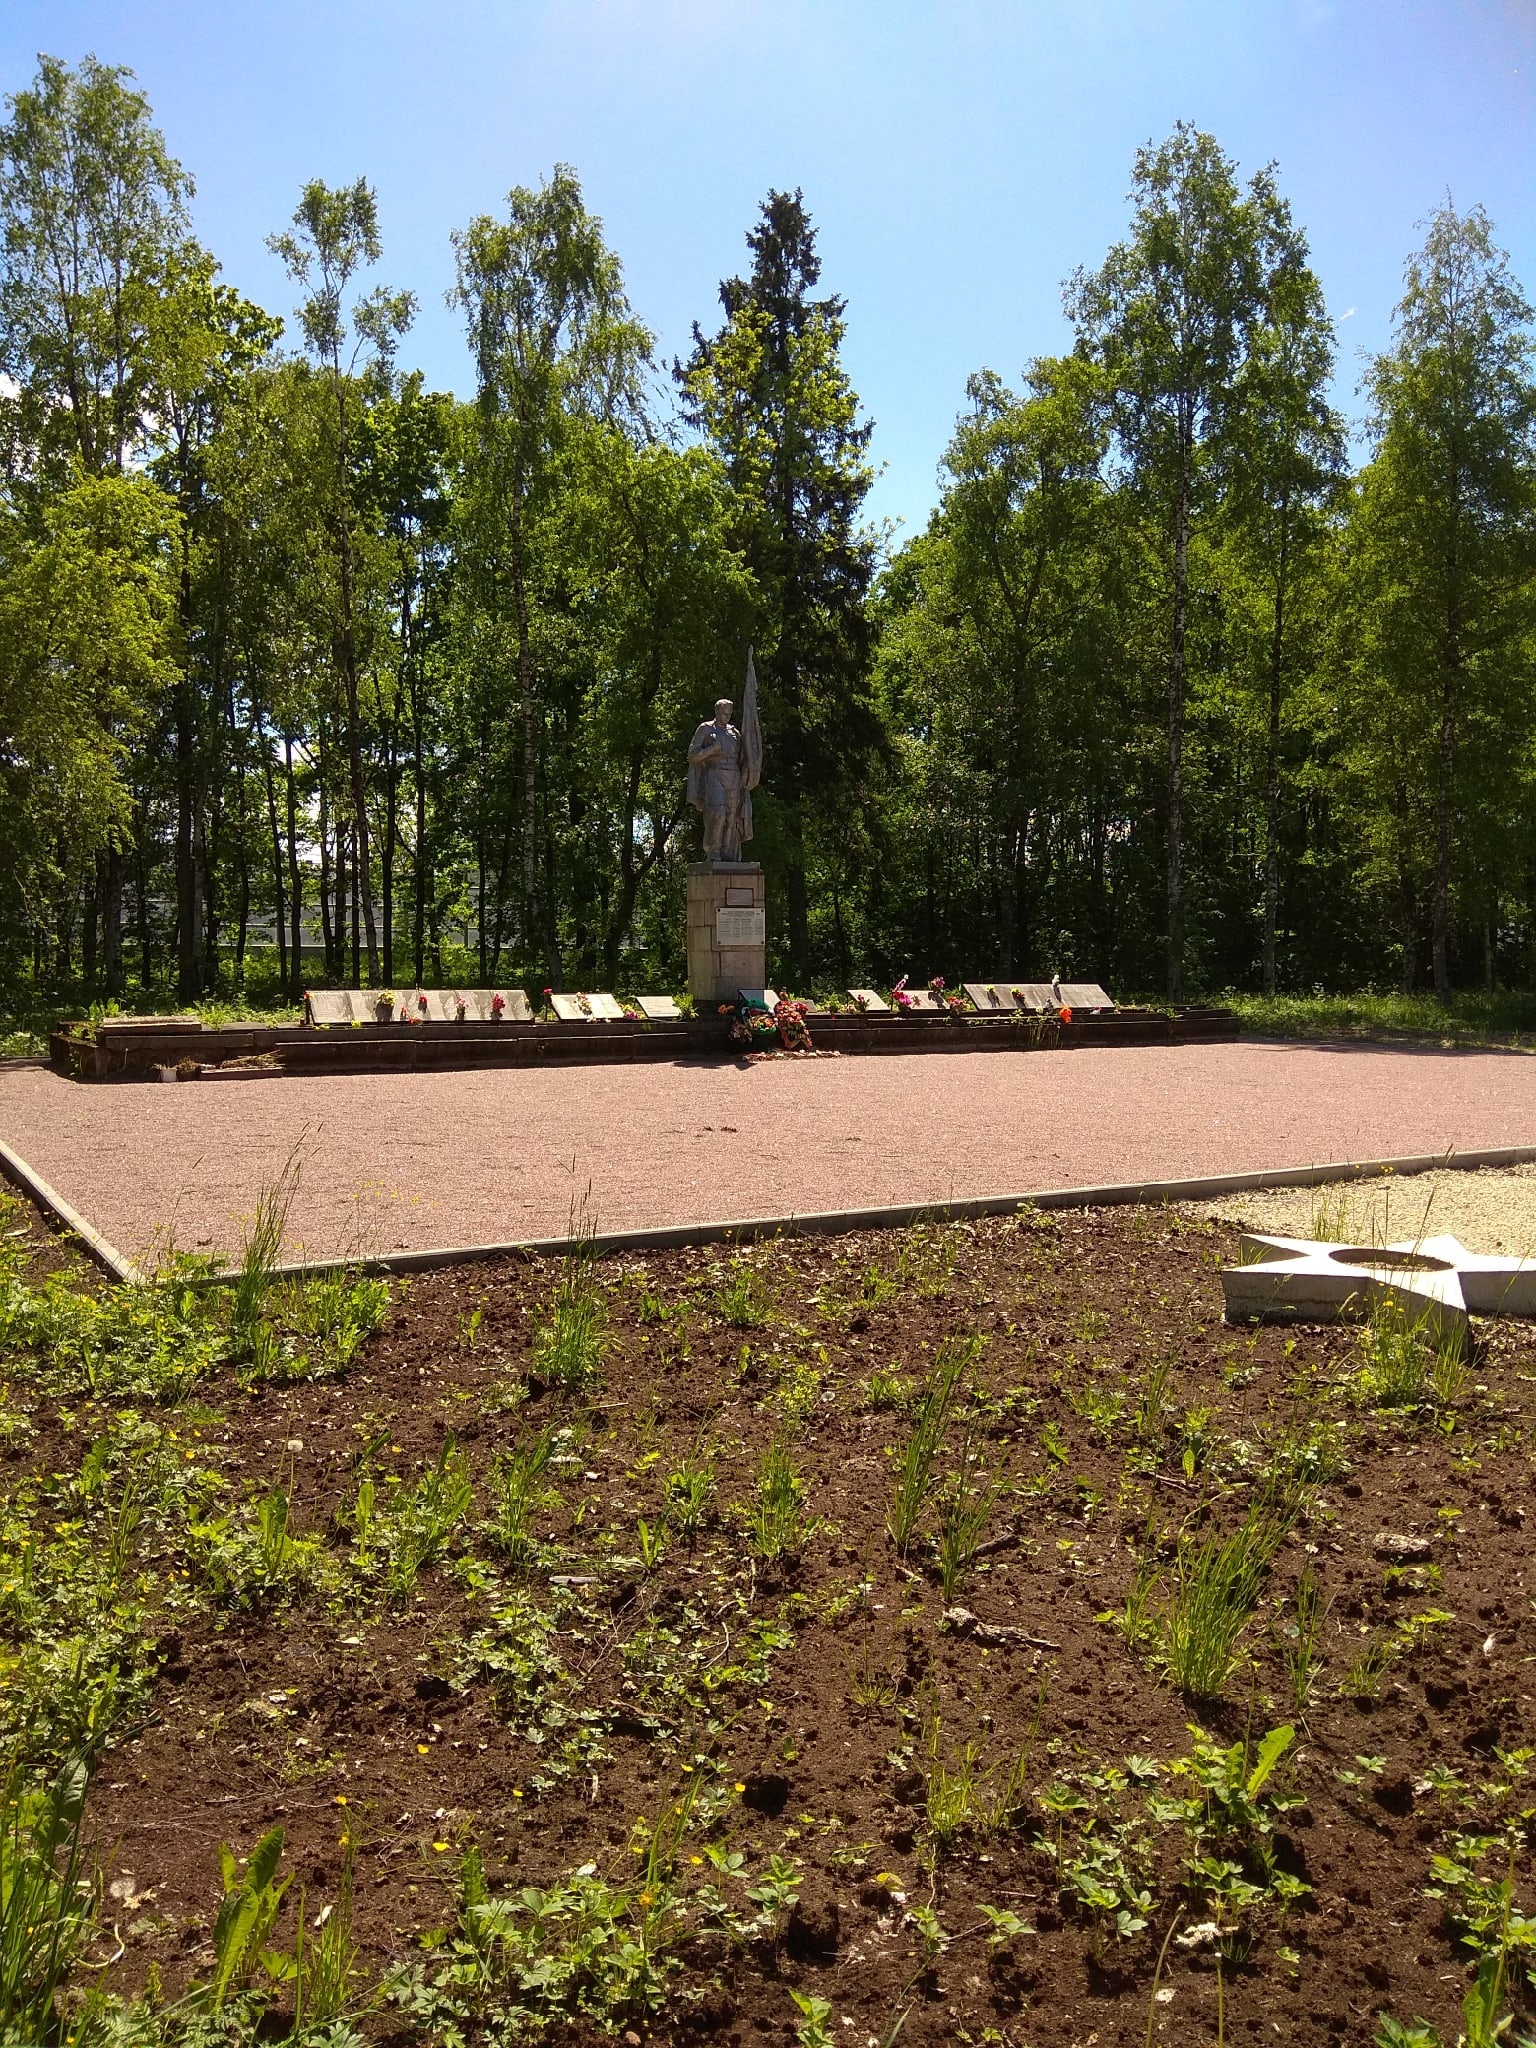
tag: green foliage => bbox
[936,1431,1009,1599]
[384,1439,473,1599]
[231,1155,301,1354]
[886,1332,978,1554]
[394,1801,697,2038]
[491,1430,556,1570]
[1154,1507,1286,1701]
[717,1261,772,1330]
[745,1440,809,1562]
[0,1750,93,2040]
[532,1239,606,1392]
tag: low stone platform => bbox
[49,1004,1238,1080]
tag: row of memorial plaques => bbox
[307,980,1116,1029]
[306,987,684,1028]
[847,982,1114,1014]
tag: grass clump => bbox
[492,1430,557,1570]
[0,1749,92,2039]
[533,1233,606,1391]
[1154,1506,1287,1701]
[746,1440,809,1562]
[887,1332,980,1555]
[717,1260,772,1329]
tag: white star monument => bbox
[1221,1233,1536,1343]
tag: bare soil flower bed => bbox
[1,1193,1532,2046]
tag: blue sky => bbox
[1,1,1531,537]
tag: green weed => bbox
[492,1432,556,1570]
[662,1455,715,1542]
[534,1234,607,1391]
[1276,1564,1330,1712]
[936,1431,1009,1599]
[718,1260,772,1329]
[386,1439,474,1598]
[0,1749,92,2039]
[230,1150,302,1353]
[747,1440,810,1563]
[1154,1507,1285,1701]
[887,1333,978,1554]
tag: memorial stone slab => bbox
[305,991,352,1026]
[963,983,1017,1012]
[550,991,624,1022]
[1010,983,1057,1011]
[1059,982,1115,1011]
[738,988,780,1012]
[100,1014,202,1036]
[846,988,890,1012]
[481,989,534,1022]
[896,989,942,1011]
[636,995,682,1021]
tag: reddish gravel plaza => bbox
[1,1037,1533,1267]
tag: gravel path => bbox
[1184,1160,1536,1253]
[1,1037,1533,1267]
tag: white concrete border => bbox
[0,1137,142,1283]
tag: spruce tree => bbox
[680,190,883,984]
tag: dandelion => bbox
[334,1795,348,1806]
[432,1841,449,1852]
[417,1743,429,1754]
[734,1781,746,1793]
[512,1788,524,1799]
[689,1855,703,1866]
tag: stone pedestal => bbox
[687,863,766,1003]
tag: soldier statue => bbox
[687,649,763,864]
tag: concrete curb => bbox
[0,1138,142,1284]
[3,1136,1534,1288]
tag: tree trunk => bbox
[102,848,124,998]
[509,487,552,982]
[382,738,397,986]
[350,820,362,990]
[786,808,810,990]
[81,880,96,989]
[175,680,202,1001]
[136,830,152,992]
[412,681,427,988]
[330,364,381,986]
[260,718,288,998]
[1166,438,1190,1006]
[319,786,334,977]
[285,736,303,1000]
[1432,674,1455,1001]
[1262,514,1289,998]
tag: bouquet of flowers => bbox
[454,995,468,1022]
[892,974,913,1012]
[491,992,506,1019]
[773,994,814,1052]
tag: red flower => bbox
[1060,1005,1073,1023]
